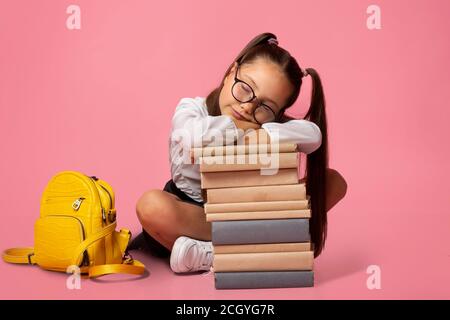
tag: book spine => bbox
[213,251,314,272]
[205,199,310,213]
[199,152,298,172]
[206,183,306,204]
[201,168,299,189]
[215,271,314,289]
[213,242,312,254]
[212,219,310,245]
[206,209,311,222]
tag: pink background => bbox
[1,0,449,299]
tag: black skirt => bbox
[140,179,204,257]
[162,179,204,208]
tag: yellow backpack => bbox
[2,170,145,278]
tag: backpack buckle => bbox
[107,209,117,223]
[27,253,35,265]
[123,250,134,264]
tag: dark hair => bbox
[205,32,329,257]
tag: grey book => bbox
[215,271,314,289]
[212,219,310,245]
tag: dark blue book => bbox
[212,219,310,245]
[215,271,314,289]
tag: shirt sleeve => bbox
[261,119,322,154]
[171,98,244,149]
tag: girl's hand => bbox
[229,117,271,145]
[230,117,261,132]
[241,128,271,145]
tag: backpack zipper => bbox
[98,184,113,211]
[86,175,113,224]
[72,197,85,211]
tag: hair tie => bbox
[267,37,279,46]
[301,68,309,77]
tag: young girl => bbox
[129,32,347,273]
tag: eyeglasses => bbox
[231,62,278,125]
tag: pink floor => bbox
[1,194,449,300]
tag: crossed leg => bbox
[136,168,347,251]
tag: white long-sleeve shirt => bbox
[169,96,322,202]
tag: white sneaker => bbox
[170,236,213,273]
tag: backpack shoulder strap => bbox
[72,224,146,278]
[2,247,36,265]
[86,259,145,278]
[70,222,117,266]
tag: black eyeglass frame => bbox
[231,62,280,125]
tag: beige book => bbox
[205,199,310,213]
[199,152,298,173]
[206,209,311,221]
[201,168,298,189]
[213,242,312,254]
[206,183,306,204]
[190,143,298,163]
[213,251,314,272]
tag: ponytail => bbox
[303,68,329,258]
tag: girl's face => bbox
[219,58,294,128]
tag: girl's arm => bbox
[259,119,322,154]
[171,97,244,148]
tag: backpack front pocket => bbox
[34,215,86,271]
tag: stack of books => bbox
[191,142,314,289]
